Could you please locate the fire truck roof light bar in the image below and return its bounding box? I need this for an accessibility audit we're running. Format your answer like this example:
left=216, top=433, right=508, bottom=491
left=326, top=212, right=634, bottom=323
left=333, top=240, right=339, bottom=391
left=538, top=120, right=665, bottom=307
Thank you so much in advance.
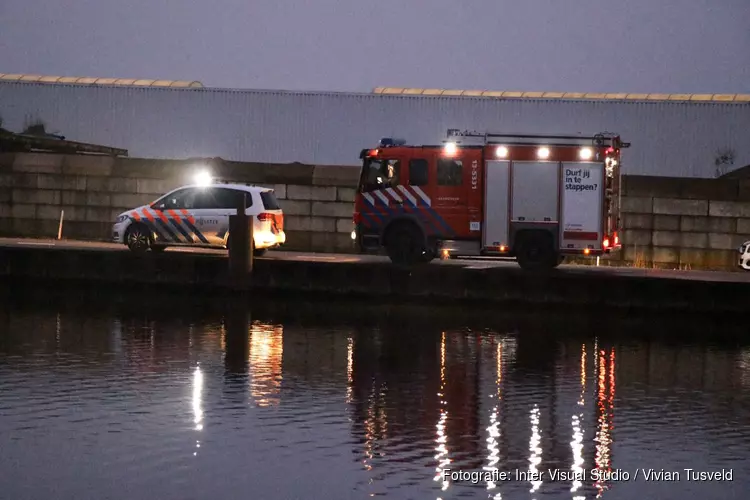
left=446, top=129, right=630, bottom=147
left=379, top=138, right=406, bottom=147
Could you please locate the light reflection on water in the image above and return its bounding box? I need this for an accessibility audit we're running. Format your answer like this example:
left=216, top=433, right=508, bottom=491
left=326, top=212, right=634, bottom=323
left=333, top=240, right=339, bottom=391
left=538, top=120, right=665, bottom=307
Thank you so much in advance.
left=0, top=296, right=749, bottom=500
left=248, top=322, right=283, bottom=408
left=529, top=405, right=543, bottom=495
left=434, top=331, right=450, bottom=494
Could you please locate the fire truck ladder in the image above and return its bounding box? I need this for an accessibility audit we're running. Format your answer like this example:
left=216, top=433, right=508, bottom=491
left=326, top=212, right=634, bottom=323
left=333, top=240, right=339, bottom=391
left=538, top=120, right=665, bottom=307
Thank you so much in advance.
left=446, top=129, right=630, bottom=148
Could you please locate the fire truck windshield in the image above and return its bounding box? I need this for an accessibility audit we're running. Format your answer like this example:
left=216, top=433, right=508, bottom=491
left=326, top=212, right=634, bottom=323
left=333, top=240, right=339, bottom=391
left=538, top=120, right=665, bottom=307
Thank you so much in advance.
left=359, top=157, right=401, bottom=192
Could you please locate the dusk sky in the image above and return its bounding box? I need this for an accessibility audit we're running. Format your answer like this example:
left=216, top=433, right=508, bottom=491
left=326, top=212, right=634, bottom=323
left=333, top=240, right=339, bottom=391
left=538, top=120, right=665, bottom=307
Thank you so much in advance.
left=2, top=0, right=749, bottom=94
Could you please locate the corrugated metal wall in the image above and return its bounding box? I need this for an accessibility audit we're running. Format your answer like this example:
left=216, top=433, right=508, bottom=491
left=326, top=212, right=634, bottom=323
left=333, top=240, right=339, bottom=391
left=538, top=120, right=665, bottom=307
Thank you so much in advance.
left=1, top=81, right=748, bottom=177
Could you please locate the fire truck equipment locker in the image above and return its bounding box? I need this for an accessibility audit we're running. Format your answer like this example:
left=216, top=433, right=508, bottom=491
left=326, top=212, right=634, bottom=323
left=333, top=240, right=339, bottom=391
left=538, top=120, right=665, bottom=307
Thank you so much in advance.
left=510, top=161, right=560, bottom=224
left=560, top=162, right=604, bottom=250
left=482, top=160, right=510, bottom=249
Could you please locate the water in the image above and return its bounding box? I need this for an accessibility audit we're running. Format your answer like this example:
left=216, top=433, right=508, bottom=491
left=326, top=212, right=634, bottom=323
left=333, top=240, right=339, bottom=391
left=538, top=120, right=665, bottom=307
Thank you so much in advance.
left=0, top=283, right=748, bottom=500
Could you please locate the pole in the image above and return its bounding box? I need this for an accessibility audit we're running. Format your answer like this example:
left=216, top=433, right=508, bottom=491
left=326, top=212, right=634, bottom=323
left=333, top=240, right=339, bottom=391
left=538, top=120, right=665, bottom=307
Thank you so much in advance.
left=57, top=210, right=64, bottom=240
left=228, top=192, right=253, bottom=281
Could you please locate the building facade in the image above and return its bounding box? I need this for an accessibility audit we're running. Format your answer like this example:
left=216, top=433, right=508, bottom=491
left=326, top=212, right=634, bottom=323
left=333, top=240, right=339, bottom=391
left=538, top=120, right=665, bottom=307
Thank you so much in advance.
left=1, top=77, right=749, bottom=177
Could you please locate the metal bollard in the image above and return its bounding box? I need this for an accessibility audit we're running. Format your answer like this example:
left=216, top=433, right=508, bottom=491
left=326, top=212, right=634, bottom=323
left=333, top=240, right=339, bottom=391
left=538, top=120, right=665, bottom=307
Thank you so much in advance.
left=228, top=192, right=253, bottom=277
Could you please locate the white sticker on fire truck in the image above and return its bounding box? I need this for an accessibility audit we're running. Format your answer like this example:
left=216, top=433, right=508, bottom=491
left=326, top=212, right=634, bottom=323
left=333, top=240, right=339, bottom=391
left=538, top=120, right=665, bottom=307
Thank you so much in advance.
left=470, top=221, right=480, bottom=231
left=562, top=164, right=602, bottom=235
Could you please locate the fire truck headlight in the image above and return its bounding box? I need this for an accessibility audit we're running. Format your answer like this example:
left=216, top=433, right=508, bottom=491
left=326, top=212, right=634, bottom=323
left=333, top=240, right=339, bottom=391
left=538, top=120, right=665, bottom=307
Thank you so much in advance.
left=537, top=147, right=550, bottom=159
left=495, top=146, right=509, bottom=158
left=579, top=147, right=593, bottom=160
left=444, top=142, right=458, bottom=155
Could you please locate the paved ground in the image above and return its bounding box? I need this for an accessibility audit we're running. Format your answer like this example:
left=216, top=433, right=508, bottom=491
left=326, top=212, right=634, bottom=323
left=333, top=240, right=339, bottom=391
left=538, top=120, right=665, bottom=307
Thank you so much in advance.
left=1, top=237, right=748, bottom=284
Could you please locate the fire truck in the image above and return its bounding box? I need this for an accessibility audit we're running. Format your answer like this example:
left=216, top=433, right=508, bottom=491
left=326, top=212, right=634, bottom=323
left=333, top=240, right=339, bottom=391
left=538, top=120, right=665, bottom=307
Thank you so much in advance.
left=353, top=129, right=629, bottom=270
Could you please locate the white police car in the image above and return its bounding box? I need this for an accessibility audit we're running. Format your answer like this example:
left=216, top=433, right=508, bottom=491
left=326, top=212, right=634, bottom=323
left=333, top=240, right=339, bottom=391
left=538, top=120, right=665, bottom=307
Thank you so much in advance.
left=739, top=240, right=750, bottom=270
left=112, top=181, right=285, bottom=255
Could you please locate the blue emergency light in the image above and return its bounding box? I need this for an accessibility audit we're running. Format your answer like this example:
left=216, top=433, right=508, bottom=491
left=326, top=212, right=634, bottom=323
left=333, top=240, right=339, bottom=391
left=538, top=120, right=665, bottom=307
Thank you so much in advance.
left=379, top=138, right=406, bottom=147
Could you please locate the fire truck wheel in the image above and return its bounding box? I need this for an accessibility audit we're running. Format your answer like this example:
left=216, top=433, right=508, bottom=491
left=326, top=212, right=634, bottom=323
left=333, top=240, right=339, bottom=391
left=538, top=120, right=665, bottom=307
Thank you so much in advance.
left=385, top=224, right=424, bottom=267
left=420, top=248, right=437, bottom=263
left=516, top=232, right=557, bottom=271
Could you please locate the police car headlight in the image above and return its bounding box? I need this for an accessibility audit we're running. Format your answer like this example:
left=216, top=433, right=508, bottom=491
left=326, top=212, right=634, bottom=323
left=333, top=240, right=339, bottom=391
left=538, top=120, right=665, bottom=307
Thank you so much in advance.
left=116, top=215, right=128, bottom=223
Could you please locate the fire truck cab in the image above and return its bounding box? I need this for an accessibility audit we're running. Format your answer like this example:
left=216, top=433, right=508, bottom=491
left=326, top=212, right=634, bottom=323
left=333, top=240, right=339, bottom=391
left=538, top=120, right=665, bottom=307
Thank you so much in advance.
left=353, top=130, right=628, bottom=270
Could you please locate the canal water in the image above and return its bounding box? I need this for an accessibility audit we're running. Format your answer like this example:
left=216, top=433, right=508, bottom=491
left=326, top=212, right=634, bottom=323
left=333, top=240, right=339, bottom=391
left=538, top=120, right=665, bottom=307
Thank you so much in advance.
left=0, top=282, right=748, bottom=500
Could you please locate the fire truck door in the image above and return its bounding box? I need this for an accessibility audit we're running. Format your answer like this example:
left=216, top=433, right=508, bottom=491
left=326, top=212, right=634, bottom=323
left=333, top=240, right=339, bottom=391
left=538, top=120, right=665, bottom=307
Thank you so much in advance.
left=433, top=151, right=476, bottom=238
left=358, top=155, right=403, bottom=230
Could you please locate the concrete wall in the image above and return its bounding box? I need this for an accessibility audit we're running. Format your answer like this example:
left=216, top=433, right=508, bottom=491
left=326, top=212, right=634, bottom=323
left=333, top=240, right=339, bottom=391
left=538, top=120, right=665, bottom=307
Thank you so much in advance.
left=614, top=176, right=750, bottom=270
left=2, top=152, right=750, bottom=270
left=0, top=152, right=360, bottom=253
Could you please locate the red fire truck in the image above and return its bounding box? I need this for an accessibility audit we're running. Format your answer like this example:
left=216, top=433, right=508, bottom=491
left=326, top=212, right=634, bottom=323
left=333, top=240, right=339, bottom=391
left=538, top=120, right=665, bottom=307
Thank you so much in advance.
left=353, top=129, right=629, bottom=270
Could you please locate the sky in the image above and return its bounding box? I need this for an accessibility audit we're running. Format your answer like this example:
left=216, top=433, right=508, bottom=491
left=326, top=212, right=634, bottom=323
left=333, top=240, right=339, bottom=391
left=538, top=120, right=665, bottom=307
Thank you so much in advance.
left=1, top=0, right=749, bottom=94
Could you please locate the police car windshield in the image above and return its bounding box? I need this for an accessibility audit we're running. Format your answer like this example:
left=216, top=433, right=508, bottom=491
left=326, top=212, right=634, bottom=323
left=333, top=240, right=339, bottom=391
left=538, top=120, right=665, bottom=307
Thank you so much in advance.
left=360, top=158, right=400, bottom=192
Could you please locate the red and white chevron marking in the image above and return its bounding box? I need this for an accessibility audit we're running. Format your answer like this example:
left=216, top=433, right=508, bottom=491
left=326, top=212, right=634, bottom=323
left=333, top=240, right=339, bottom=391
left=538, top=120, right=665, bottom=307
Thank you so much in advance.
left=361, top=185, right=431, bottom=207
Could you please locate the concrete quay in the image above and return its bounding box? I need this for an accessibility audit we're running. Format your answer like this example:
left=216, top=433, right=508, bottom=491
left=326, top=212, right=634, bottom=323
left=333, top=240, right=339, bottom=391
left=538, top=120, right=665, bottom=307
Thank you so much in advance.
left=0, top=241, right=747, bottom=314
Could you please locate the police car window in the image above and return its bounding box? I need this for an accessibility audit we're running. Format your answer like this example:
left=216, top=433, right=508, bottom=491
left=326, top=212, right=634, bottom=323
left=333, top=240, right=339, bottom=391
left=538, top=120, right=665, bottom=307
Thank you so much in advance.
left=260, top=191, right=280, bottom=210
left=437, top=159, right=463, bottom=186
left=362, top=158, right=400, bottom=192
left=212, top=188, right=251, bottom=209
left=157, top=189, right=193, bottom=209
left=409, top=159, right=429, bottom=186
left=192, top=188, right=221, bottom=209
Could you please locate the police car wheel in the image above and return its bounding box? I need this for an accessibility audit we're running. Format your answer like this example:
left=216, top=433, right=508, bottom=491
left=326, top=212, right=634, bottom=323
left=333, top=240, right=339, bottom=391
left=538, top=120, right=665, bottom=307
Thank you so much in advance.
left=226, top=234, right=258, bottom=254
left=125, top=224, right=152, bottom=254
